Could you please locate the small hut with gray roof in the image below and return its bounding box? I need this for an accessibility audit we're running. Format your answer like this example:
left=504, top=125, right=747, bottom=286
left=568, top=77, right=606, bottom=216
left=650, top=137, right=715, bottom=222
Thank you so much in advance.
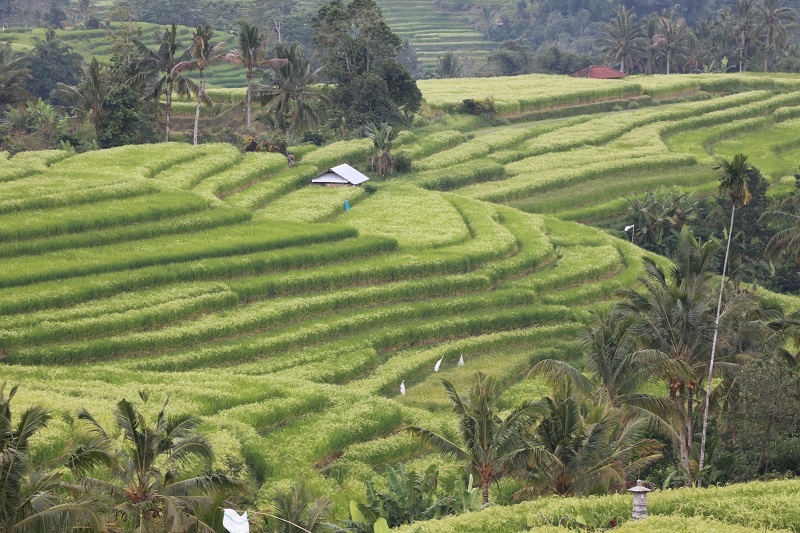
left=311, top=164, right=370, bottom=187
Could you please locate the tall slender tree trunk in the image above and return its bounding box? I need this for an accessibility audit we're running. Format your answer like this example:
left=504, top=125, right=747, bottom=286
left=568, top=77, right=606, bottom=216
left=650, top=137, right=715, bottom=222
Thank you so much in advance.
left=699, top=203, right=736, bottom=481
left=194, top=71, right=203, bottom=146
left=246, top=68, right=253, bottom=131
left=675, top=385, right=693, bottom=485
left=481, top=475, right=490, bottom=505
left=165, top=80, right=173, bottom=142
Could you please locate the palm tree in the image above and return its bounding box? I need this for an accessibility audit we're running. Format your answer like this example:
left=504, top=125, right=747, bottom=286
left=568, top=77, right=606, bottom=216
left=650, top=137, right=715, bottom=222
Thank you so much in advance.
left=266, top=482, right=331, bottom=533
left=518, top=382, right=663, bottom=497
left=761, top=208, right=800, bottom=264
left=534, top=309, right=690, bottom=415
left=0, top=43, right=31, bottom=107
left=407, top=373, right=546, bottom=504
left=699, top=154, right=754, bottom=475
left=226, top=22, right=289, bottom=131
left=435, top=52, right=463, bottom=79
left=51, top=56, right=108, bottom=136
left=132, top=24, right=198, bottom=142
left=642, top=15, right=660, bottom=75
left=755, top=0, right=795, bottom=71
left=0, top=383, right=105, bottom=533
left=77, top=393, right=245, bottom=532
left=364, top=122, right=399, bottom=179
left=171, top=25, right=226, bottom=146
left=653, top=7, right=689, bottom=74
left=596, top=5, right=645, bottom=74
left=722, top=0, right=758, bottom=71
left=257, top=43, right=328, bottom=138
left=616, top=229, right=719, bottom=484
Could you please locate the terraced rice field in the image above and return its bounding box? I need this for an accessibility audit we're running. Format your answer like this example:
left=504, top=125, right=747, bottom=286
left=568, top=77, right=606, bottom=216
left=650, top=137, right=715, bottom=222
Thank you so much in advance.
left=2, top=73, right=800, bottom=515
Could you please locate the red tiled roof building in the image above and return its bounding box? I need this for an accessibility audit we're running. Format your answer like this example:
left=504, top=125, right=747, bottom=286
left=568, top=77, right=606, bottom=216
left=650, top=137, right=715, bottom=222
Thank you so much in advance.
left=570, top=65, right=628, bottom=79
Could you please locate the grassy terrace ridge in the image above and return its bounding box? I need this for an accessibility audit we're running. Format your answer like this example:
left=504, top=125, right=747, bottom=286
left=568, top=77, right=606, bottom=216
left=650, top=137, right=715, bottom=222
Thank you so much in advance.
left=2, top=73, right=800, bottom=526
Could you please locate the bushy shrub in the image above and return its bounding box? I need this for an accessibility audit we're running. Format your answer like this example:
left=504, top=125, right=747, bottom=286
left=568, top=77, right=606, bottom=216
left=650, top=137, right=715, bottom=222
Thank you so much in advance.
left=393, top=152, right=412, bottom=174
left=458, top=97, right=496, bottom=119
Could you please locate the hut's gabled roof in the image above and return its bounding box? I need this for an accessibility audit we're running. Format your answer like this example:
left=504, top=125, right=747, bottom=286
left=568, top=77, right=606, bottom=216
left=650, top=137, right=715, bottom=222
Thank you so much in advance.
left=311, top=164, right=370, bottom=185
left=569, top=65, right=627, bottom=79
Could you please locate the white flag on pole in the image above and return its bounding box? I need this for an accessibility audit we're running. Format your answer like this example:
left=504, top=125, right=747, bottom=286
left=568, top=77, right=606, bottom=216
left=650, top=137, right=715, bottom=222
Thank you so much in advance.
left=223, top=509, right=250, bottom=533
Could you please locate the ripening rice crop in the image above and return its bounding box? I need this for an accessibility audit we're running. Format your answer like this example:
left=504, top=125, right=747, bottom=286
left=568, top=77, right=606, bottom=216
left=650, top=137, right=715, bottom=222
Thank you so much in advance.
left=343, top=184, right=470, bottom=248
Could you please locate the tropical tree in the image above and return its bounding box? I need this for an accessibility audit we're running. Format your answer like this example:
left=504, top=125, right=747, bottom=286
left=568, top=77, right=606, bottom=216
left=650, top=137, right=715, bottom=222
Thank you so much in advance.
left=226, top=22, right=289, bottom=131
left=132, top=23, right=197, bottom=142
left=721, top=0, right=758, bottom=71
left=533, top=309, right=690, bottom=415
left=699, top=154, right=754, bottom=475
left=596, top=5, right=645, bottom=74
left=265, top=482, right=331, bottom=533
left=0, top=383, right=106, bottom=533
left=616, top=229, right=719, bottom=484
left=470, top=4, right=500, bottom=40
left=407, top=373, right=546, bottom=504
left=171, top=25, right=226, bottom=145
left=77, top=393, right=246, bottom=532
left=435, top=52, right=463, bottom=79
left=257, top=43, right=328, bottom=138
left=364, top=122, right=399, bottom=179
left=0, top=43, right=31, bottom=107
left=517, top=381, right=664, bottom=497
left=653, top=6, right=689, bottom=74
left=761, top=208, right=800, bottom=264
left=51, top=56, right=109, bottom=136
left=754, top=0, right=796, bottom=71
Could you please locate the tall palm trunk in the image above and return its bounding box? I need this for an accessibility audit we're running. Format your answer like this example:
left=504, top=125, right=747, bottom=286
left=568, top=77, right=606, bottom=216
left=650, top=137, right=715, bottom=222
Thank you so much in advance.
left=246, top=67, right=253, bottom=130
left=165, top=79, right=173, bottom=142
left=698, top=202, right=736, bottom=481
left=194, top=70, right=203, bottom=146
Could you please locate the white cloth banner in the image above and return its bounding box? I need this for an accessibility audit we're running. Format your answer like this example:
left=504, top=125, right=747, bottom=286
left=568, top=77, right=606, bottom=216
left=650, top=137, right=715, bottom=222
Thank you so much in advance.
left=222, top=508, right=250, bottom=533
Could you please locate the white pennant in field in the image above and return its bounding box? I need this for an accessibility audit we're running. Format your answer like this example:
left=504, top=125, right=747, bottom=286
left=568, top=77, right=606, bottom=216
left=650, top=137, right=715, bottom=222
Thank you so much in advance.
left=222, top=509, right=249, bottom=533
left=400, top=380, right=406, bottom=395
left=458, top=354, right=465, bottom=366
left=434, top=356, right=444, bottom=372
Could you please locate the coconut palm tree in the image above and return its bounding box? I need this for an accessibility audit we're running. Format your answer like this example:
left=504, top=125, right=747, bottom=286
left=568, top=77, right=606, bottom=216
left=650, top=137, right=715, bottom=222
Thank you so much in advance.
left=0, top=44, right=31, bottom=107
left=761, top=208, right=800, bottom=264
left=407, top=373, right=546, bottom=504
left=531, top=309, right=689, bottom=433
left=721, top=0, right=758, bottom=71
left=226, top=22, right=289, bottom=131
left=51, top=56, right=108, bottom=136
left=616, top=229, right=719, bottom=484
left=171, top=25, right=226, bottom=145
left=653, top=6, right=689, bottom=74
left=77, top=393, right=246, bottom=532
left=596, top=5, right=645, bottom=74
left=0, top=383, right=106, bottom=533
left=517, top=382, right=663, bottom=497
left=257, top=43, right=328, bottom=138
left=266, top=482, right=331, bottom=533
left=699, top=154, right=754, bottom=475
left=755, top=0, right=796, bottom=71
left=132, top=24, right=198, bottom=142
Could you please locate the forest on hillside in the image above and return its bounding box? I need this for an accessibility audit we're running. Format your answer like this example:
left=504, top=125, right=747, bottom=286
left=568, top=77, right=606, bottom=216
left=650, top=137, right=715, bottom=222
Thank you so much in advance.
left=2, top=0, right=800, bottom=77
